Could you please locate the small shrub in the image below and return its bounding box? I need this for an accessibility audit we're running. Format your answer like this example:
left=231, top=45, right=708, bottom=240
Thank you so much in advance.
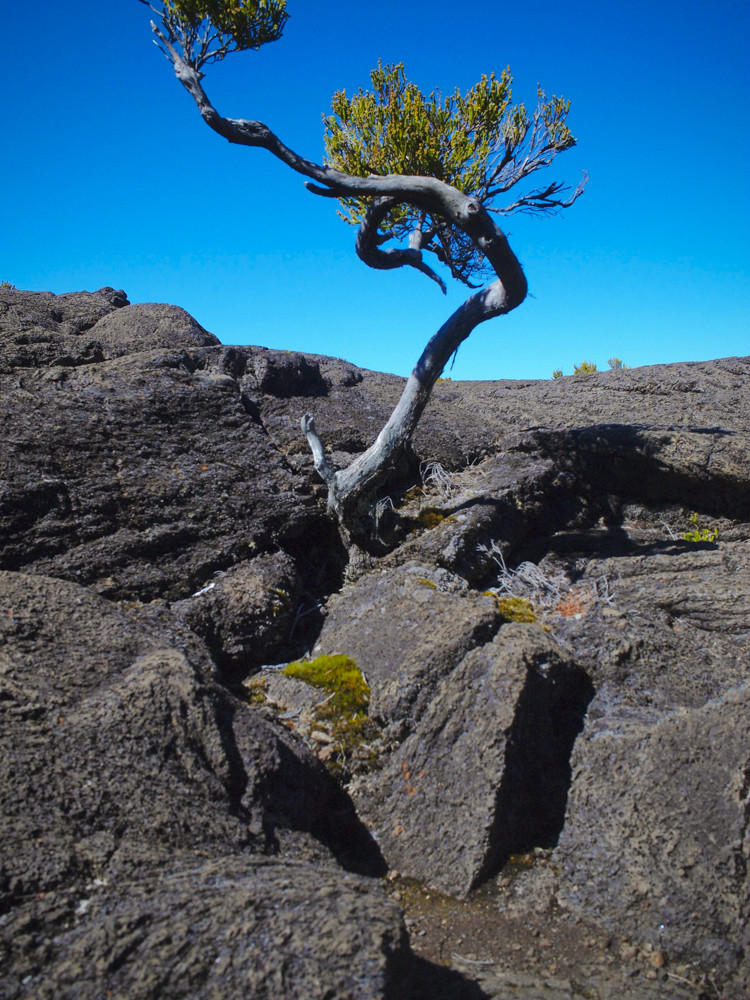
left=553, top=591, right=589, bottom=617
left=682, top=512, right=719, bottom=543
left=0, top=281, right=16, bottom=290
left=413, top=508, right=456, bottom=531
left=573, top=360, right=597, bottom=374
left=607, top=357, right=627, bottom=370
left=243, top=675, right=268, bottom=705
left=417, top=509, right=445, bottom=529
left=552, top=368, right=563, bottom=379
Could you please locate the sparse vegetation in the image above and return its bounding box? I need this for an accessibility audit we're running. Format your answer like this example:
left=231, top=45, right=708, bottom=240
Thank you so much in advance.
left=494, top=595, right=537, bottom=623
left=0, top=281, right=16, bottom=290
left=414, top=508, right=455, bottom=530
left=573, top=360, right=597, bottom=374
left=682, top=512, right=719, bottom=543
left=553, top=358, right=627, bottom=378
left=140, top=0, right=584, bottom=552
left=479, top=539, right=615, bottom=625
left=281, top=654, right=380, bottom=776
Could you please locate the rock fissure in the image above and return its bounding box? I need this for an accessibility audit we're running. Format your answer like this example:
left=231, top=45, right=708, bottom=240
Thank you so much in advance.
left=1, top=287, right=748, bottom=999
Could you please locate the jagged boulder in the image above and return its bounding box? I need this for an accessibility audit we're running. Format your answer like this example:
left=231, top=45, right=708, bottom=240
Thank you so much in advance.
left=313, top=562, right=502, bottom=732
left=0, top=285, right=129, bottom=372
left=352, top=624, right=592, bottom=897
left=556, top=681, right=750, bottom=986
left=0, top=572, right=380, bottom=888
left=525, top=535, right=750, bottom=988
left=2, top=287, right=749, bottom=998
left=4, top=855, right=411, bottom=1000
left=0, top=569, right=398, bottom=998
left=174, top=549, right=302, bottom=680
left=0, top=333, right=329, bottom=607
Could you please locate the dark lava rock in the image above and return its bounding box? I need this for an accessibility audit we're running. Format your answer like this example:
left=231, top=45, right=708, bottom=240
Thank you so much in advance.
left=1, top=287, right=749, bottom=998
left=556, top=679, right=750, bottom=985
left=85, top=301, right=221, bottom=358
left=0, top=286, right=129, bottom=373
left=174, top=549, right=302, bottom=680
left=353, top=624, right=593, bottom=898
left=0, top=342, right=328, bottom=605
left=313, top=562, right=502, bottom=732
left=524, top=534, right=750, bottom=987
left=0, top=572, right=380, bottom=896
left=3, top=855, right=410, bottom=1000
left=0, top=568, right=395, bottom=998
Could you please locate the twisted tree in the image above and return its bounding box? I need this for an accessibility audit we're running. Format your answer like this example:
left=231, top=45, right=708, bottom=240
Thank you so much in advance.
left=139, top=0, right=584, bottom=558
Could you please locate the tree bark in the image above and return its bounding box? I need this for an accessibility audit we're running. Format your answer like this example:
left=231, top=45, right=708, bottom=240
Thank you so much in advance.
left=155, top=27, right=529, bottom=546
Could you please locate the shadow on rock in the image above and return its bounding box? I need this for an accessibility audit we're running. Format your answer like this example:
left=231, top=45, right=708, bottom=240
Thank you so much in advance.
left=408, top=955, right=490, bottom=1000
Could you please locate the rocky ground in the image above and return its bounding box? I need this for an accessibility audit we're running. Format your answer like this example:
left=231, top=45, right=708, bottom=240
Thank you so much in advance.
left=1, top=286, right=748, bottom=999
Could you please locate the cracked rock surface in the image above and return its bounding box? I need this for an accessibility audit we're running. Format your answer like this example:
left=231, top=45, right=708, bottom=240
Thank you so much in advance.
left=1, top=286, right=748, bottom=999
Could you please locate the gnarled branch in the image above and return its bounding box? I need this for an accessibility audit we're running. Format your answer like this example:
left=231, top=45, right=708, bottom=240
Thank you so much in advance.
left=146, top=18, right=550, bottom=549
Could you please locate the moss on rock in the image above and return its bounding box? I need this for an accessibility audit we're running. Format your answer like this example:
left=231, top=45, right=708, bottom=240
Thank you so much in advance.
left=494, top=596, right=537, bottom=624
left=282, top=655, right=380, bottom=777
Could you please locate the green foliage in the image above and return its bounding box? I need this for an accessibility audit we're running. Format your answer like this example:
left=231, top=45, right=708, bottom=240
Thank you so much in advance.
left=554, top=359, right=627, bottom=378
left=282, top=654, right=378, bottom=777
left=573, top=360, right=597, bottom=374
left=324, top=61, right=578, bottom=285
left=493, top=596, right=537, bottom=623
left=283, top=654, right=369, bottom=717
left=682, top=512, right=719, bottom=543
left=0, top=281, right=16, bottom=290
left=326, top=62, right=514, bottom=194
left=413, top=508, right=456, bottom=531
left=145, top=0, right=287, bottom=65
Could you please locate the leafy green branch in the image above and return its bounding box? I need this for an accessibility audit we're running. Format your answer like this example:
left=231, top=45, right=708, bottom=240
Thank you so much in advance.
left=324, top=62, right=585, bottom=286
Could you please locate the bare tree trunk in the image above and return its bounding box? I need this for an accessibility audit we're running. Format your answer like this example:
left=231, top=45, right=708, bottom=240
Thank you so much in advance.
left=301, top=274, right=525, bottom=532
left=152, top=33, right=529, bottom=551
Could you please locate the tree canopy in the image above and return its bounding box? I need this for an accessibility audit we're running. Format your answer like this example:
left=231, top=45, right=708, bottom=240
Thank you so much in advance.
left=325, top=62, right=582, bottom=286
left=140, top=0, right=584, bottom=555
left=138, top=0, right=288, bottom=67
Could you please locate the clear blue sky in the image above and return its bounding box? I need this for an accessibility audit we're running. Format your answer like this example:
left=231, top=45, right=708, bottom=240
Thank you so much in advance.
left=3, top=1, right=748, bottom=379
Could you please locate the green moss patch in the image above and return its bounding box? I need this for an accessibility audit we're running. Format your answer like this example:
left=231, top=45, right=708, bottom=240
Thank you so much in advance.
left=283, top=654, right=369, bottom=714
left=413, top=508, right=457, bottom=531
left=282, top=655, right=380, bottom=777
left=494, top=596, right=537, bottom=624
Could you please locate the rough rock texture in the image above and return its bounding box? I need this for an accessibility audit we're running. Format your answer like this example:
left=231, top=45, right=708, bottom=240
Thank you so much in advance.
left=1, top=286, right=749, bottom=998
left=352, top=625, right=593, bottom=897
left=520, top=534, right=750, bottom=983
left=5, top=856, right=410, bottom=1000
left=0, top=569, right=400, bottom=998
left=557, top=681, right=750, bottom=981
left=0, top=571, right=382, bottom=886
left=174, top=549, right=302, bottom=680
left=314, top=562, right=502, bottom=731
left=84, top=301, right=221, bottom=357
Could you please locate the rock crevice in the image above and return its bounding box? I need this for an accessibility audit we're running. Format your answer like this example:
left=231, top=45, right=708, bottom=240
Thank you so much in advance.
left=1, top=286, right=748, bottom=998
